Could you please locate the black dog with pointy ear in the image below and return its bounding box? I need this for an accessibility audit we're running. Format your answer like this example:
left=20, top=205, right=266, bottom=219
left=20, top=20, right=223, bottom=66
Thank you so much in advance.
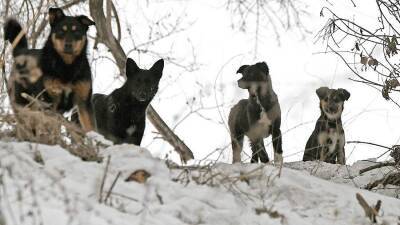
left=303, top=87, right=350, bottom=165
left=92, top=58, right=164, bottom=145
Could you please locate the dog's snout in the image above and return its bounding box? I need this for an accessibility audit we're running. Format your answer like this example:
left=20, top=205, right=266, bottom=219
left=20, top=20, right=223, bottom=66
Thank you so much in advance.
left=139, top=92, right=147, bottom=98
left=64, top=42, right=73, bottom=54
left=137, top=92, right=148, bottom=101
left=328, top=105, right=337, bottom=112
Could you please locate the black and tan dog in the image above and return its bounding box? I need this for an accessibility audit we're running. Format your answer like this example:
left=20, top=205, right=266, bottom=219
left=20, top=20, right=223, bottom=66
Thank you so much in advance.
left=303, top=87, right=350, bottom=165
left=228, top=62, right=283, bottom=163
left=92, top=58, right=164, bottom=145
left=4, top=8, right=96, bottom=132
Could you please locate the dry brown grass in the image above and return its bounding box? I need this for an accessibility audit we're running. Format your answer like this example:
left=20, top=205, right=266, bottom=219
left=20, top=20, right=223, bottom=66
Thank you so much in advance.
left=0, top=104, right=103, bottom=162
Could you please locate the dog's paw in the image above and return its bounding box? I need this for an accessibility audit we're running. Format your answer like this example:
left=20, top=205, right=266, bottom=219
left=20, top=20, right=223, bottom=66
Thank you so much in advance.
left=274, top=153, right=283, bottom=165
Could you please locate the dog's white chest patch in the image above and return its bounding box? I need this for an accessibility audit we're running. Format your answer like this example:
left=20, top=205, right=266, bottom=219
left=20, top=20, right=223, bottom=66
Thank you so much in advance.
left=318, top=129, right=342, bottom=153
left=247, top=102, right=272, bottom=140
left=258, top=111, right=271, bottom=129
left=126, top=125, right=136, bottom=136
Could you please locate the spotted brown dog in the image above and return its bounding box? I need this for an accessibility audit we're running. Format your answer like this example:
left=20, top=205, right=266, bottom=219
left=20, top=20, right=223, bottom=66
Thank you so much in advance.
left=303, top=87, right=350, bottom=165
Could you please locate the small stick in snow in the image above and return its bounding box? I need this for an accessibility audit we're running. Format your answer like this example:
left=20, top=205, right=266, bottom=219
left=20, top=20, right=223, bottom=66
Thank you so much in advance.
left=365, top=172, right=400, bottom=190
left=355, top=193, right=381, bottom=223
left=104, top=172, right=121, bottom=203
left=99, top=156, right=111, bottom=203
left=359, top=162, right=396, bottom=175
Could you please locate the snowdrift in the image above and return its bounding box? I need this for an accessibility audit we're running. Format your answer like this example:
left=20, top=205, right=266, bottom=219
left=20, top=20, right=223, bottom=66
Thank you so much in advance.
left=0, top=141, right=399, bottom=225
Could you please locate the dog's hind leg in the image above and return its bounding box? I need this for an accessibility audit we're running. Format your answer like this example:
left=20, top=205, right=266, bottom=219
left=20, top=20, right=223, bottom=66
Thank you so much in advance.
left=231, top=134, right=244, bottom=163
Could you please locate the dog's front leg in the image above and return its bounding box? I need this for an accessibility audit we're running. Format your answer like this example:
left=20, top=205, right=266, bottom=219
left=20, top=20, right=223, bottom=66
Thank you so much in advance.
left=72, top=81, right=96, bottom=132
left=337, top=135, right=346, bottom=165
left=337, top=148, right=346, bottom=165
left=125, top=119, right=145, bottom=146
left=250, top=139, right=269, bottom=163
left=271, top=119, right=283, bottom=164
left=44, top=78, right=63, bottom=111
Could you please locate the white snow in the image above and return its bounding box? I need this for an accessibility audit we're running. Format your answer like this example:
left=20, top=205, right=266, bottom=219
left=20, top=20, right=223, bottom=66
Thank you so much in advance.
left=0, top=141, right=398, bottom=225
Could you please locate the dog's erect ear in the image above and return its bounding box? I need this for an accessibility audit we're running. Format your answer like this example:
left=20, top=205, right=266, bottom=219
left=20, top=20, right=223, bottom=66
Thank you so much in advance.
left=150, top=59, right=164, bottom=78
left=77, top=16, right=95, bottom=28
left=337, top=88, right=350, bottom=101
left=316, top=87, right=329, bottom=100
left=257, top=62, right=269, bottom=75
left=49, top=8, right=65, bottom=27
left=126, top=58, right=140, bottom=78
left=236, top=65, right=249, bottom=74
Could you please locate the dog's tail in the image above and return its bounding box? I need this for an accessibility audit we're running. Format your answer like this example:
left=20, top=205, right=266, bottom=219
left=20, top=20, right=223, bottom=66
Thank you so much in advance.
left=4, top=19, right=28, bottom=56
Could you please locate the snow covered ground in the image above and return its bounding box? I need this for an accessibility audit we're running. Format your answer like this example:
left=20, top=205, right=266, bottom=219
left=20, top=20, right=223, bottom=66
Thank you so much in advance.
left=0, top=141, right=399, bottom=225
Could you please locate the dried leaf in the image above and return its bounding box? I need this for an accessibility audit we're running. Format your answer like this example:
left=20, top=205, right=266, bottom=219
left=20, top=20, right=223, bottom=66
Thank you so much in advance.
left=390, top=145, right=400, bottom=163
left=385, top=35, right=398, bottom=56
left=360, top=56, right=368, bottom=65
left=125, top=170, right=151, bottom=183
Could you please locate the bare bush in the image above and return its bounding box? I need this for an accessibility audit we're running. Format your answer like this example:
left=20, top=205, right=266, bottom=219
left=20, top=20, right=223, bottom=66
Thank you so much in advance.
left=318, top=0, right=400, bottom=195
left=317, top=1, right=400, bottom=105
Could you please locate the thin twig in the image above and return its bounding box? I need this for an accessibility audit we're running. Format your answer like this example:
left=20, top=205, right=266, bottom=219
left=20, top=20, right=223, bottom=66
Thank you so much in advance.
left=359, top=162, right=396, bottom=174
left=99, top=156, right=111, bottom=203
left=104, top=171, right=121, bottom=203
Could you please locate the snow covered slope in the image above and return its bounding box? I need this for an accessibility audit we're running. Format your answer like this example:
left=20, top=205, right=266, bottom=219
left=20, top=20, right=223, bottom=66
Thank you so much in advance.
left=0, top=141, right=398, bottom=225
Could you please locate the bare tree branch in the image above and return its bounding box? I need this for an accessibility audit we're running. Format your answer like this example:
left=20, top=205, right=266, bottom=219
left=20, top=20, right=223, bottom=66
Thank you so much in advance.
left=318, top=2, right=400, bottom=102
left=89, top=0, right=126, bottom=75
left=226, top=0, right=309, bottom=54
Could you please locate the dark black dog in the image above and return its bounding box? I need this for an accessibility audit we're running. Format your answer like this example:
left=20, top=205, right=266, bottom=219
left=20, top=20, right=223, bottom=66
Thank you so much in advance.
left=303, top=87, right=350, bottom=165
left=92, top=58, right=164, bottom=145
left=4, top=8, right=96, bottom=132
left=228, top=62, right=283, bottom=163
